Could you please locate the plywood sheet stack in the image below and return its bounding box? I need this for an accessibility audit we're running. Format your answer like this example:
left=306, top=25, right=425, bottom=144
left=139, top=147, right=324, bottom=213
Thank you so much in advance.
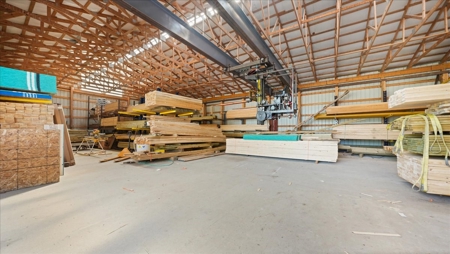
left=388, top=84, right=450, bottom=109
left=0, top=102, right=54, bottom=129
left=226, top=139, right=339, bottom=162
left=226, top=108, right=257, bottom=119
left=332, top=124, right=406, bottom=140
left=145, top=91, right=203, bottom=111
left=0, top=129, right=61, bottom=193
left=397, top=152, right=449, bottom=196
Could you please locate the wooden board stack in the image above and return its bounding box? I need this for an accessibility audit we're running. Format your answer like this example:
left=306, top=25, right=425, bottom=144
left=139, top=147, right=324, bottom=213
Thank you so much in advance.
left=103, top=101, right=128, bottom=112
left=226, top=138, right=339, bottom=162
left=397, top=152, right=449, bottom=196
left=132, top=116, right=226, bottom=161
left=0, top=102, right=54, bottom=129
left=68, top=129, right=88, bottom=143
left=148, top=115, right=224, bottom=137
left=115, top=120, right=147, bottom=130
left=332, top=124, right=406, bottom=140
left=402, top=134, right=450, bottom=156
left=388, top=84, right=450, bottom=109
left=226, top=108, right=257, bottom=119
left=221, top=124, right=269, bottom=132
left=0, top=129, right=61, bottom=193
left=326, top=102, right=425, bottom=115
left=425, top=100, right=450, bottom=115
left=100, top=116, right=134, bottom=127
left=389, top=115, right=450, bottom=132
left=145, top=91, right=203, bottom=111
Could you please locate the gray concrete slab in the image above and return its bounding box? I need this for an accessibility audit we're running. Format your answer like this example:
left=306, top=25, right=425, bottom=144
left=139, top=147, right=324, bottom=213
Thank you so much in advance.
left=1, top=153, right=449, bottom=253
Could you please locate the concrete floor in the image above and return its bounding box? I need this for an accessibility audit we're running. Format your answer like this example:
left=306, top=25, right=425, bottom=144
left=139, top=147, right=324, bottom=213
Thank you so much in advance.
left=1, top=152, right=449, bottom=253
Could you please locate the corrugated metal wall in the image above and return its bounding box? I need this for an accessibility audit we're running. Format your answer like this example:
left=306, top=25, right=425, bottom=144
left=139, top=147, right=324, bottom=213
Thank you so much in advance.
left=209, top=74, right=438, bottom=147
left=52, top=90, right=127, bottom=129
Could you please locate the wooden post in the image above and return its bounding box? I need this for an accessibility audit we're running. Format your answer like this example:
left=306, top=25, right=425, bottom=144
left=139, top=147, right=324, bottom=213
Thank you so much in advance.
left=381, top=80, right=387, bottom=102
left=202, top=103, right=207, bottom=116
left=334, top=86, right=339, bottom=106
left=242, top=100, right=246, bottom=125
left=297, top=92, right=302, bottom=130
left=440, top=73, right=449, bottom=84
left=221, top=100, right=224, bottom=125
left=69, top=87, right=74, bottom=129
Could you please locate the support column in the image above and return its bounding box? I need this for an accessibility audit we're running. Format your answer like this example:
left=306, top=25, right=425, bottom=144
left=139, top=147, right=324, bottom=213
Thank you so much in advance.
left=381, top=80, right=388, bottom=146
left=221, top=100, right=224, bottom=125
left=297, top=92, right=302, bottom=130
left=69, top=87, right=74, bottom=129
left=241, top=100, right=246, bottom=125
left=269, top=118, right=278, bottom=131
left=334, top=86, right=339, bottom=106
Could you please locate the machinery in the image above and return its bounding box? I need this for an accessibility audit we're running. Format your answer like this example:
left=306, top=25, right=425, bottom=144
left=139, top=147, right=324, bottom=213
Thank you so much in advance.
left=226, top=58, right=297, bottom=125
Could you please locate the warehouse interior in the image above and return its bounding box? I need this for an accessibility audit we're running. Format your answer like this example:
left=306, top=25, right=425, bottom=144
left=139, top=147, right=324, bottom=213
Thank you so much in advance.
left=0, top=0, right=449, bottom=253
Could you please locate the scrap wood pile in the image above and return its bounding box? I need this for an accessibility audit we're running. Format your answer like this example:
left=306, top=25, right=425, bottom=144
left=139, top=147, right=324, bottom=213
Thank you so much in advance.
left=131, top=115, right=226, bottom=161
left=388, top=84, right=450, bottom=196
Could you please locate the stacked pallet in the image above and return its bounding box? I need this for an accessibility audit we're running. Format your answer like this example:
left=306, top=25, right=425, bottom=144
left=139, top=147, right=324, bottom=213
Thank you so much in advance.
left=145, top=91, right=203, bottom=111
left=332, top=124, right=405, bottom=140
left=226, top=138, right=339, bottom=162
left=0, top=102, right=54, bottom=129
left=425, top=100, right=450, bottom=115
left=388, top=84, right=450, bottom=109
left=0, top=129, right=61, bottom=193
left=389, top=115, right=450, bottom=132
left=402, top=134, right=450, bottom=156
left=397, top=152, right=449, bottom=196
left=226, top=108, right=257, bottom=119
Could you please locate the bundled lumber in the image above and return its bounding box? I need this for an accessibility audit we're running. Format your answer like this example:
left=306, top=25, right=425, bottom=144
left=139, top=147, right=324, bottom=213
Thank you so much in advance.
left=425, top=100, right=450, bottom=115
left=145, top=91, right=203, bottom=111
left=149, top=120, right=224, bottom=137
left=0, top=102, right=54, bottom=129
left=226, top=108, right=257, bottom=119
left=188, top=115, right=217, bottom=122
left=402, top=134, right=450, bottom=156
left=147, top=115, right=190, bottom=123
left=103, top=101, right=128, bottom=112
left=389, top=115, right=450, bottom=132
left=115, top=120, right=147, bottom=130
left=100, top=116, right=134, bottom=126
left=332, top=124, right=406, bottom=140
left=135, top=135, right=226, bottom=145
left=132, top=145, right=225, bottom=161
left=397, top=152, right=450, bottom=196
left=326, top=102, right=425, bottom=115
left=0, top=128, right=61, bottom=193
left=388, top=84, right=450, bottom=109
left=226, top=139, right=339, bottom=162
left=221, top=124, right=269, bottom=132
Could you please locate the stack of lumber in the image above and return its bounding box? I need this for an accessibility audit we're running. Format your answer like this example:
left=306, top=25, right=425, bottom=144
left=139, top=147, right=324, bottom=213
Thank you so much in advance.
left=0, top=128, right=61, bottom=193
left=425, top=100, right=450, bottom=115
left=388, top=84, right=450, bottom=109
left=389, top=115, right=450, bottom=132
left=135, top=135, right=226, bottom=145
left=148, top=116, right=224, bottom=137
left=115, top=120, right=147, bottom=130
left=397, top=152, right=449, bottom=196
left=103, top=101, right=128, bottom=112
left=68, top=129, right=88, bottom=143
left=0, top=102, right=54, bottom=129
left=326, top=102, right=425, bottom=115
left=145, top=91, right=203, bottom=111
left=221, top=124, right=269, bottom=132
left=332, top=124, right=406, bottom=140
left=402, top=134, right=450, bottom=156
left=226, top=138, right=339, bottom=162
left=100, top=116, right=134, bottom=127
left=226, top=108, right=257, bottom=119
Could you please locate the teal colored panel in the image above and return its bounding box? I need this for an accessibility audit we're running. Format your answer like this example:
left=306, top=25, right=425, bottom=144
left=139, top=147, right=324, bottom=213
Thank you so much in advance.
left=243, top=134, right=300, bottom=141
left=0, top=67, right=57, bottom=94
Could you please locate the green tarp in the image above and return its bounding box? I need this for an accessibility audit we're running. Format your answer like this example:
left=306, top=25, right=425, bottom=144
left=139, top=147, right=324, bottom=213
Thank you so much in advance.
left=243, top=134, right=300, bottom=141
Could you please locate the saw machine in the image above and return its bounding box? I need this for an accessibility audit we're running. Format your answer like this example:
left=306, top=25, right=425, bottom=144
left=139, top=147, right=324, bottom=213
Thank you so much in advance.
left=226, top=58, right=297, bottom=125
